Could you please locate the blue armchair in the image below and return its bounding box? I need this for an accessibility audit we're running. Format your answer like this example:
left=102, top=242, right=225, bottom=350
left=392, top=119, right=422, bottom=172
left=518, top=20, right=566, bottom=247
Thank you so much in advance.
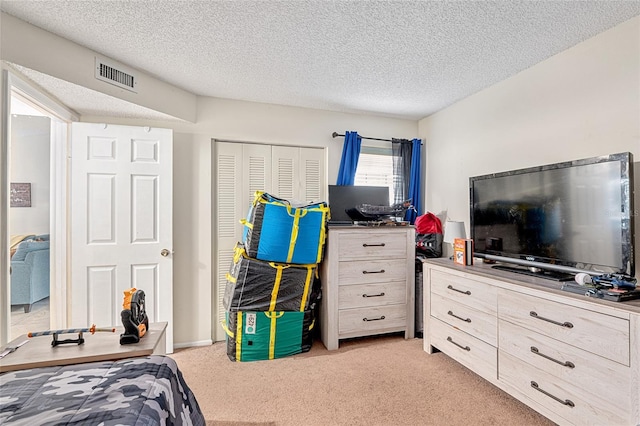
left=11, top=235, right=50, bottom=313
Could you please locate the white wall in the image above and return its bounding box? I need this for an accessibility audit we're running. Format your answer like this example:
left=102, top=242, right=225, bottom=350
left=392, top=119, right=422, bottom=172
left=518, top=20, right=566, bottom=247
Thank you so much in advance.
left=9, top=115, right=50, bottom=235
left=419, top=16, right=640, bottom=270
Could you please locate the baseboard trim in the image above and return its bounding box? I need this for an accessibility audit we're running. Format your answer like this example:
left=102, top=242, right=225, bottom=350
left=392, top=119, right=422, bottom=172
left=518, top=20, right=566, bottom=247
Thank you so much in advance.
left=174, top=339, right=213, bottom=349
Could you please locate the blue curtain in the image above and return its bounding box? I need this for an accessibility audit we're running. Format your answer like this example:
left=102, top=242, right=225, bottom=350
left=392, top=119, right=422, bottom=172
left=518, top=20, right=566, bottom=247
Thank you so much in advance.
left=405, top=138, right=422, bottom=223
left=336, top=131, right=361, bottom=185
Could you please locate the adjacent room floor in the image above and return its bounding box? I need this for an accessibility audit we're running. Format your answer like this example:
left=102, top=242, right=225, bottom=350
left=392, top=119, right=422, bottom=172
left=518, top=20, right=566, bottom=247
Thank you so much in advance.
left=11, top=298, right=49, bottom=339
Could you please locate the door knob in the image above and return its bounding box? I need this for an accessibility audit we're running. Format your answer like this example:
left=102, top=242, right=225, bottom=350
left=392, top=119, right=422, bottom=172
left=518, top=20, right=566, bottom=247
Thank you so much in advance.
left=161, top=249, right=171, bottom=257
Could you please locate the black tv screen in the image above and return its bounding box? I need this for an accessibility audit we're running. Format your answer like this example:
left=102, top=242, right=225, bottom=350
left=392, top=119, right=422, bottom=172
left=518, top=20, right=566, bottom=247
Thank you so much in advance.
left=470, top=152, right=634, bottom=277
left=328, top=185, right=390, bottom=222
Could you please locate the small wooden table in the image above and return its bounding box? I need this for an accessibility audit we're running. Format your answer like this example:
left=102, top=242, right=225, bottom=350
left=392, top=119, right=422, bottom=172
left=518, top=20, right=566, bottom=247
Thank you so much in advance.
left=0, top=322, right=167, bottom=373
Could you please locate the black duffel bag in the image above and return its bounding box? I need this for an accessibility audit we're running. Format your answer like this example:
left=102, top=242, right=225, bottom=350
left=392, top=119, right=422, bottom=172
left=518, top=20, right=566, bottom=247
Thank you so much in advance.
left=415, top=212, right=443, bottom=258
left=416, top=233, right=443, bottom=258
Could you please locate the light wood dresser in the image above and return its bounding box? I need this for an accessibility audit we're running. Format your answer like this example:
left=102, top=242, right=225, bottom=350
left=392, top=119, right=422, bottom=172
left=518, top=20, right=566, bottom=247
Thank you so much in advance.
left=423, top=258, right=640, bottom=426
left=320, top=225, right=415, bottom=350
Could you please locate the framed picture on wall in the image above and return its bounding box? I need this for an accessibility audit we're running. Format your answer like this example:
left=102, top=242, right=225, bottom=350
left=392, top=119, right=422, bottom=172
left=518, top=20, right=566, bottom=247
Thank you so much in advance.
left=10, top=182, right=31, bottom=207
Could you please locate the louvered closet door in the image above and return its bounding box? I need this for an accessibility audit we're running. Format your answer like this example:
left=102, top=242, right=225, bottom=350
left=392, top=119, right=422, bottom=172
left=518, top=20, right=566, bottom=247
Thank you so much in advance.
left=214, top=142, right=271, bottom=341
left=298, top=147, right=325, bottom=203
left=243, top=144, right=272, bottom=211
left=272, top=146, right=325, bottom=203
left=214, top=142, right=325, bottom=341
left=272, top=146, right=297, bottom=200
left=215, top=141, right=242, bottom=343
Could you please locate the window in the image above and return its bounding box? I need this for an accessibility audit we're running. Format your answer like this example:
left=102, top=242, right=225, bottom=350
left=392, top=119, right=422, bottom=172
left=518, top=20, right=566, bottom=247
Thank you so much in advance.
left=354, top=145, right=394, bottom=204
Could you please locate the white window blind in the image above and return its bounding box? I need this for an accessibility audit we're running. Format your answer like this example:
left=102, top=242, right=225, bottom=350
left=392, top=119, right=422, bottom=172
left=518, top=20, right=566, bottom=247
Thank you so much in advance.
left=354, top=147, right=394, bottom=204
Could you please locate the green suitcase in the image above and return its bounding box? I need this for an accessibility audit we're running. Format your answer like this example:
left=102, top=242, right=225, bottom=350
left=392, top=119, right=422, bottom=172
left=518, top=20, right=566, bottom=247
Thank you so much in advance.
left=223, top=310, right=314, bottom=362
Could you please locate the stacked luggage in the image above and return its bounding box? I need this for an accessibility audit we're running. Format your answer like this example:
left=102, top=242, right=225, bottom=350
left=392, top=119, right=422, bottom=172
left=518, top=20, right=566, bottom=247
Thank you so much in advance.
left=222, top=191, right=329, bottom=362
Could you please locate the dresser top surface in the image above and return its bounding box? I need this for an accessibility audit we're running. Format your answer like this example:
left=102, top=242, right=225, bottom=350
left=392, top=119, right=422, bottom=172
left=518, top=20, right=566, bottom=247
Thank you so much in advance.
left=423, top=257, right=640, bottom=315
left=327, top=224, right=415, bottom=231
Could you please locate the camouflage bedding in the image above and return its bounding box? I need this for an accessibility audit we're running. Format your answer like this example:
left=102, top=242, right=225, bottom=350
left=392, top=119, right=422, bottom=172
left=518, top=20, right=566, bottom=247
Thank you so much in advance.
left=0, top=355, right=205, bottom=426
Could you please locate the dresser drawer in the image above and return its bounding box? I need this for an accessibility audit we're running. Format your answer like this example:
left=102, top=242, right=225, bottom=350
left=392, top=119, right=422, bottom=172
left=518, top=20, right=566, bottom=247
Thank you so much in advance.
left=498, top=290, right=630, bottom=365
left=430, top=317, right=497, bottom=383
left=336, top=231, right=408, bottom=260
left=499, top=319, right=630, bottom=404
left=430, top=292, right=497, bottom=346
left=499, top=351, right=631, bottom=426
left=339, top=282, right=406, bottom=309
left=338, top=259, right=407, bottom=285
left=338, top=304, right=406, bottom=336
left=430, top=270, right=497, bottom=315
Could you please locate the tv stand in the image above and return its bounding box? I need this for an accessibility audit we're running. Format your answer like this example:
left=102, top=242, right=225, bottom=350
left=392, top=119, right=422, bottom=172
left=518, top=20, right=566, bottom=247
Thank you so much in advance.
left=422, top=258, right=640, bottom=426
left=491, top=264, right=574, bottom=282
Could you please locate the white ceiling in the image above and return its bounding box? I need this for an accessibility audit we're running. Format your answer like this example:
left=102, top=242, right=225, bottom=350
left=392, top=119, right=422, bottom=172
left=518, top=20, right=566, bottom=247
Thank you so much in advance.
left=2, top=1, right=639, bottom=121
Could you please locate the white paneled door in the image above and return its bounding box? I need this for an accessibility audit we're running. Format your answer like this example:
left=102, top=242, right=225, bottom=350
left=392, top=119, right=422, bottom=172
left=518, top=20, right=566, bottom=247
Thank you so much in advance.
left=70, top=123, right=173, bottom=352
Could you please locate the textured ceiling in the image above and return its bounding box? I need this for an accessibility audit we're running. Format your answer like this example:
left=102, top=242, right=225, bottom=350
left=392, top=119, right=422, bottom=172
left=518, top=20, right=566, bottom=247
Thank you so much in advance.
left=2, top=1, right=640, bottom=121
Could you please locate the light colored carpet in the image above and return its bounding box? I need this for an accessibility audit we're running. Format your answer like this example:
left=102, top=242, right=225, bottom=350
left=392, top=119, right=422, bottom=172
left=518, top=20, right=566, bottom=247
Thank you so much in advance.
left=172, top=334, right=554, bottom=426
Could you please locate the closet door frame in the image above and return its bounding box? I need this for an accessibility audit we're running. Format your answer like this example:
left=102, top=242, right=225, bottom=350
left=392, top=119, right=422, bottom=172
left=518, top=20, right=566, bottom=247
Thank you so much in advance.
left=213, top=140, right=326, bottom=342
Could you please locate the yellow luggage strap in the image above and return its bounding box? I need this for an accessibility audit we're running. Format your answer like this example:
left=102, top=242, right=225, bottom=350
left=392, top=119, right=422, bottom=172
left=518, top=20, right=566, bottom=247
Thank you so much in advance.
left=299, top=266, right=314, bottom=312
left=225, top=245, right=245, bottom=285
left=284, top=204, right=329, bottom=263
left=268, top=263, right=288, bottom=311
left=221, top=319, right=234, bottom=338
left=251, top=191, right=267, bottom=207
left=285, top=208, right=302, bottom=263
left=264, top=312, right=284, bottom=360
left=235, top=312, right=243, bottom=362
left=239, top=218, right=253, bottom=229
left=253, top=191, right=329, bottom=215
left=233, top=244, right=245, bottom=263
left=315, top=208, right=329, bottom=263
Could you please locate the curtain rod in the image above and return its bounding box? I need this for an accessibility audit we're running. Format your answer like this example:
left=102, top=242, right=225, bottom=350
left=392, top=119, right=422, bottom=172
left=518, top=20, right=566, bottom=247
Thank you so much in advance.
left=332, top=132, right=422, bottom=145
left=332, top=132, right=391, bottom=142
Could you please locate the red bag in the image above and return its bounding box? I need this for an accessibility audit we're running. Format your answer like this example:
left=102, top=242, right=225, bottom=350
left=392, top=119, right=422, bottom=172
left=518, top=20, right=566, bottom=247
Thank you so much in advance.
left=415, top=213, right=442, bottom=235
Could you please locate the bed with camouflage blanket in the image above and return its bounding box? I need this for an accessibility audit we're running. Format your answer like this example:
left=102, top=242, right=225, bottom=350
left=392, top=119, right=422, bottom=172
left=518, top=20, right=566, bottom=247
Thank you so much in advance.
left=0, top=355, right=205, bottom=425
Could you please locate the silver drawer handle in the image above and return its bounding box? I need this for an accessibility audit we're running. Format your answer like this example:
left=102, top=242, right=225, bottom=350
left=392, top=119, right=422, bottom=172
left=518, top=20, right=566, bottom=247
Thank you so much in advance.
left=530, top=346, right=575, bottom=369
left=363, top=243, right=385, bottom=247
left=446, top=336, right=470, bottom=351
left=447, top=310, right=471, bottom=323
left=363, top=270, right=385, bottom=274
left=530, top=311, right=574, bottom=328
left=530, top=381, right=575, bottom=407
left=362, top=292, right=385, bottom=298
left=363, top=316, right=385, bottom=322
left=447, top=285, right=471, bottom=295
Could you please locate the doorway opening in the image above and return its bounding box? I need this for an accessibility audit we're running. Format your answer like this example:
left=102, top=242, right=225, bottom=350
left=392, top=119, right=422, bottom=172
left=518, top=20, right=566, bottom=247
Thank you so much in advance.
left=9, top=94, right=51, bottom=339
left=2, top=68, right=76, bottom=345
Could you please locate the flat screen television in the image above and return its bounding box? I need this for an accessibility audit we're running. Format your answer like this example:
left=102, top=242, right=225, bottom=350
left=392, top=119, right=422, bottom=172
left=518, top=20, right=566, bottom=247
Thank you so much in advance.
left=328, top=185, right=390, bottom=223
left=470, top=152, right=634, bottom=280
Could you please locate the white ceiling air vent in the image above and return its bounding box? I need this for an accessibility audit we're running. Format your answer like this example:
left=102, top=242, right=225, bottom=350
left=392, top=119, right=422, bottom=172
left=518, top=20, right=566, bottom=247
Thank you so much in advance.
left=95, top=57, right=138, bottom=93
